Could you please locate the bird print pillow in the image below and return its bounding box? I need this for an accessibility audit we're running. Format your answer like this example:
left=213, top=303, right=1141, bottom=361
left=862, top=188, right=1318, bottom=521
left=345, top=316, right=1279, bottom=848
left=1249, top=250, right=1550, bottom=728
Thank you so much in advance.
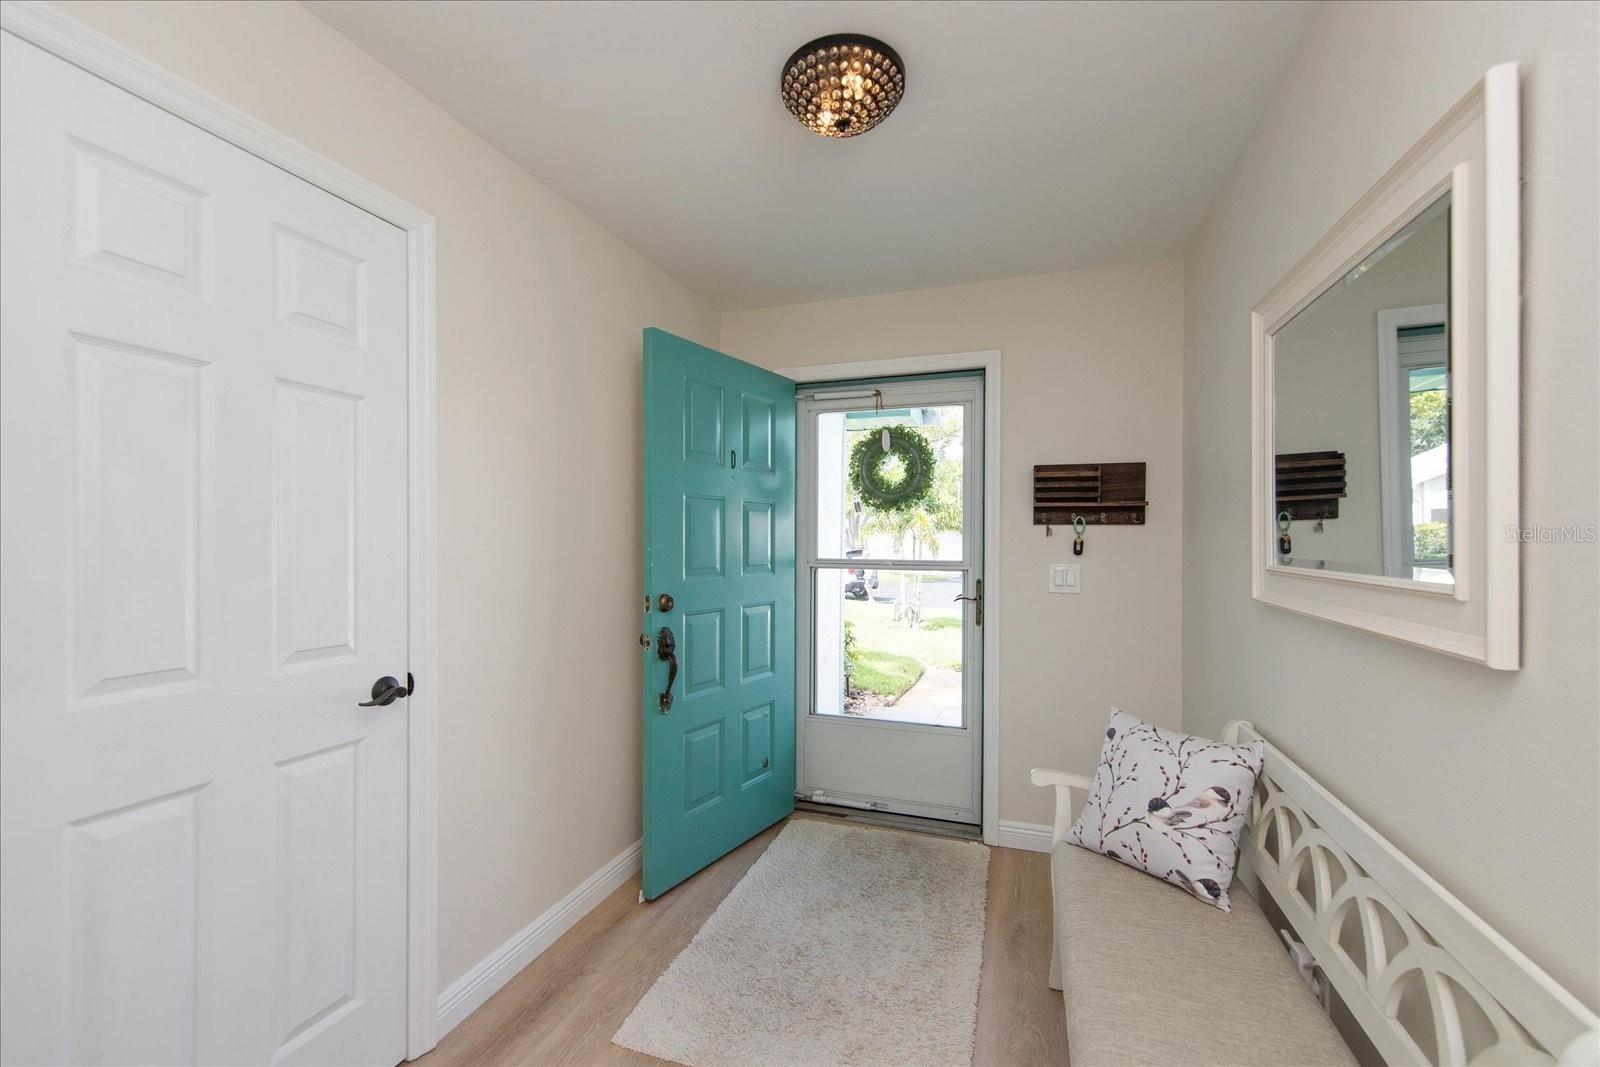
left=1068, top=709, right=1264, bottom=911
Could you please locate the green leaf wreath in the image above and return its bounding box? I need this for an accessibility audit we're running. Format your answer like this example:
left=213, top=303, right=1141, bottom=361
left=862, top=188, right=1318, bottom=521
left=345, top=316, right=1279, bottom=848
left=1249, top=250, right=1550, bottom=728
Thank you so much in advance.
left=849, top=424, right=936, bottom=513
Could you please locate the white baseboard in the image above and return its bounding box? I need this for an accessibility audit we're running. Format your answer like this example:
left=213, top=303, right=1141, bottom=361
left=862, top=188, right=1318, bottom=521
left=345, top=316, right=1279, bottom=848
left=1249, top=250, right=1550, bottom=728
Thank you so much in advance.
left=993, top=820, right=1053, bottom=853
left=435, top=839, right=643, bottom=1038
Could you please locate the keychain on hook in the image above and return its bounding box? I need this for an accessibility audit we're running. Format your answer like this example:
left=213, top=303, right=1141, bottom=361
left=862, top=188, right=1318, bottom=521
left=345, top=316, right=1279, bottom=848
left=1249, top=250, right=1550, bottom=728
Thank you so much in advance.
left=1072, top=515, right=1087, bottom=556
left=1277, top=510, right=1293, bottom=557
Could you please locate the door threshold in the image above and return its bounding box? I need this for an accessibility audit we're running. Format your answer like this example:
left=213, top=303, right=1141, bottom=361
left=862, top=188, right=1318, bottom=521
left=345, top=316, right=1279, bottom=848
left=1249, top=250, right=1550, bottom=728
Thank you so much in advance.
left=794, top=801, right=983, bottom=842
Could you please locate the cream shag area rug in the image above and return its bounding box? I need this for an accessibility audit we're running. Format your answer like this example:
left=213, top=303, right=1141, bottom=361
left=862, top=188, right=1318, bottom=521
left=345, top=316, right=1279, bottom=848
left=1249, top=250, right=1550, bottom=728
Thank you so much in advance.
left=613, top=818, right=990, bottom=1067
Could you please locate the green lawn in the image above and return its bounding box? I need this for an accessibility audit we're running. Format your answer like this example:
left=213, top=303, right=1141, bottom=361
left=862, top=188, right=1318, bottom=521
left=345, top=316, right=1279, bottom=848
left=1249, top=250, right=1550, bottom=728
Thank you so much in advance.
left=847, top=648, right=923, bottom=700
left=843, top=599, right=963, bottom=670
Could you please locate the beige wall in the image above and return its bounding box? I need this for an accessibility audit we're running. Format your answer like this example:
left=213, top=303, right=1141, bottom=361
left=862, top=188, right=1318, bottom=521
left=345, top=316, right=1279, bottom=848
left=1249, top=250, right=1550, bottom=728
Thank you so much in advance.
left=49, top=0, right=721, bottom=987
left=1183, top=0, right=1600, bottom=1007
left=723, top=260, right=1185, bottom=828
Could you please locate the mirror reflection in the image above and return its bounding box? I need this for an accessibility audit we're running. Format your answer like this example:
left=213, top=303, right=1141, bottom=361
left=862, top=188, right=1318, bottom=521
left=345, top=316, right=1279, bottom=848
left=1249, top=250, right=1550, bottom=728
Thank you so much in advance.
left=1271, top=192, right=1451, bottom=584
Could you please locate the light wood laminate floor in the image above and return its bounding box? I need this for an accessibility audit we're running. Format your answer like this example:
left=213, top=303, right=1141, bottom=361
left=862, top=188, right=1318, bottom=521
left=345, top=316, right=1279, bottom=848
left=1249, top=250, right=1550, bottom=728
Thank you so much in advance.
left=419, top=815, right=1069, bottom=1066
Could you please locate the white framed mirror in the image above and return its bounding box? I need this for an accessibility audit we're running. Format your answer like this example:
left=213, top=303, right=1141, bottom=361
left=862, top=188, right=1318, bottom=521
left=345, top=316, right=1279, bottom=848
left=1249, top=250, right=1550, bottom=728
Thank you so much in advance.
left=1251, top=64, right=1520, bottom=669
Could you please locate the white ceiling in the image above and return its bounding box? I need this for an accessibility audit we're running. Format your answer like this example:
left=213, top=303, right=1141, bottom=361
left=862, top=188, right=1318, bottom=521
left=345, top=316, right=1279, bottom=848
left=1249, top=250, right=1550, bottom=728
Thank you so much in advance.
left=306, top=1, right=1319, bottom=310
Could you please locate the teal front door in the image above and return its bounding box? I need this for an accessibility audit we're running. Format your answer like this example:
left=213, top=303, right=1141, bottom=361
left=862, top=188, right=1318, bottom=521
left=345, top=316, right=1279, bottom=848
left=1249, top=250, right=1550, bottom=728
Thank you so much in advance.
left=641, top=328, right=796, bottom=899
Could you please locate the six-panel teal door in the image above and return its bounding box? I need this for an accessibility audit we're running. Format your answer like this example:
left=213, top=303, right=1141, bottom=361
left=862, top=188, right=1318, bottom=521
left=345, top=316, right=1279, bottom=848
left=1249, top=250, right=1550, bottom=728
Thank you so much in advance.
left=641, top=328, right=796, bottom=899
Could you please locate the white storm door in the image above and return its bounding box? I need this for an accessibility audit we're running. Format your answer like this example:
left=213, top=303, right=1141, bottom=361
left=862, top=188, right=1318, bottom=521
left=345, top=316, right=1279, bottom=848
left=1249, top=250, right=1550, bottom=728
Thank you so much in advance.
left=797, top=377, right=984, bottom=824
left=1, top=32, right=409, bottom=1067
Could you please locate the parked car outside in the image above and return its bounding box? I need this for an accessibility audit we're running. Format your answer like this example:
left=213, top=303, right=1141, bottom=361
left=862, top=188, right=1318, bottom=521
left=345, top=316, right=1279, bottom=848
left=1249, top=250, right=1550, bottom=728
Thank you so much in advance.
left=844, top=549, right=879, bottom=600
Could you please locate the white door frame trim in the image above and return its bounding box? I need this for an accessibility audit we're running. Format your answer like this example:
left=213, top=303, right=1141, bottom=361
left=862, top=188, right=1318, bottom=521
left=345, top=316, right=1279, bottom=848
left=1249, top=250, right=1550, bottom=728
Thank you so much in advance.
left=0, top=2, right=442, bottom=1056
left=778, top=350, right=1003, bottom=847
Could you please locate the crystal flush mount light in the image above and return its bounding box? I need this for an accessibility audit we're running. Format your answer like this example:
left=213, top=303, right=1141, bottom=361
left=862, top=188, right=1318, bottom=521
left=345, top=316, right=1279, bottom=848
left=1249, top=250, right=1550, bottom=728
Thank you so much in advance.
left=781, top=34, right=905, bottom=138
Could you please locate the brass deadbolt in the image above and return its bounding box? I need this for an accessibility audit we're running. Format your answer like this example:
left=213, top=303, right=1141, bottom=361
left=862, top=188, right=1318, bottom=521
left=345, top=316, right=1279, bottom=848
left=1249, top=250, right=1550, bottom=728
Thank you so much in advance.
left=657, top=593, right=675, bottom=613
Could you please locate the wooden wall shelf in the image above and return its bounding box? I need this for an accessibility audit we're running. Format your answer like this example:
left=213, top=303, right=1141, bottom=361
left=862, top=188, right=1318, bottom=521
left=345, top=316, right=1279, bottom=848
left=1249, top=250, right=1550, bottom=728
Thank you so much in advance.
left=1275, top=451, right=1347, bottom=520
left=1033, top=462, right=1147, bottom=526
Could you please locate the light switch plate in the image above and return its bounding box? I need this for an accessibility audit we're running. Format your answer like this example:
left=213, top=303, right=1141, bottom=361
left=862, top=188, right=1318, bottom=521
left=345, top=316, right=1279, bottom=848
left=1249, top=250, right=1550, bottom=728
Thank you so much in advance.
left=1049, top=563, right=1081, bottom=594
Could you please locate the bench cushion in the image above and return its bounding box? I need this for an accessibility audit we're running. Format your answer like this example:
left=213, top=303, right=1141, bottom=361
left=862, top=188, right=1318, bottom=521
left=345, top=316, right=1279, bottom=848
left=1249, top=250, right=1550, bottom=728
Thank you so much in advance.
left=1053, top=842, right=1356, bottom=1067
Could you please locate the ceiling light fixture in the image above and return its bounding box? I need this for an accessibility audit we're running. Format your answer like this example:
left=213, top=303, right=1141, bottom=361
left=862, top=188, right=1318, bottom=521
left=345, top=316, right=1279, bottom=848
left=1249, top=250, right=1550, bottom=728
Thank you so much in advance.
left=781, top=34, right=905, bottom=138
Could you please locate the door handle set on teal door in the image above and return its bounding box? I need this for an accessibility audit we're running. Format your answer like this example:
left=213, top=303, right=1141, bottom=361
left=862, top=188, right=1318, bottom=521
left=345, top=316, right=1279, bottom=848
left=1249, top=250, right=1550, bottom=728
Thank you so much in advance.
left=655, top=627, right=677, bottom=712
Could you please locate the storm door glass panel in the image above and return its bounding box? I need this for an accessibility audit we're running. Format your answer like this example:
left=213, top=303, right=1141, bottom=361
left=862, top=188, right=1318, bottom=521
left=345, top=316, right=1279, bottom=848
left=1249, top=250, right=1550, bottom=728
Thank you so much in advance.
left=813, top=568, right=965, bottom=726
left=815, top=405, right=965, bottom=563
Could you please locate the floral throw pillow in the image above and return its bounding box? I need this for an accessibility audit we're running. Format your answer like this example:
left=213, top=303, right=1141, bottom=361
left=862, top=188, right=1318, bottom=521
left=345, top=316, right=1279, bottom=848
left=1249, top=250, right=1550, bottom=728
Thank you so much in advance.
left=1068, top=709, right=1264, bottom=911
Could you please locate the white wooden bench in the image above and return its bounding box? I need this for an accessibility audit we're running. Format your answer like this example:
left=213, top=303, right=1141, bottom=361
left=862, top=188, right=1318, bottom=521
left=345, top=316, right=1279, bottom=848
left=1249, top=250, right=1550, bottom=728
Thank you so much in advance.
left=1032, top=720, right=1599, bottom=1066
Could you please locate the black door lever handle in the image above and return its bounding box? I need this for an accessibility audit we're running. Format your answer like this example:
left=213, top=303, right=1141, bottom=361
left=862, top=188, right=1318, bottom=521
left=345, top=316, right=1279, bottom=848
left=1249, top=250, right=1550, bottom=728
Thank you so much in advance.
left=359, top=674, right=413, bottom=707
left=656, top=627, right=678, bottom=712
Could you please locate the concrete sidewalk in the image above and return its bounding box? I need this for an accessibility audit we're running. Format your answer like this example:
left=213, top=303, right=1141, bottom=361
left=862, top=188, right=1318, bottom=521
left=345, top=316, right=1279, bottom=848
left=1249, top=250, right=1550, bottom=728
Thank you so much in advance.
left=858, top=666, right=963, bottom=727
